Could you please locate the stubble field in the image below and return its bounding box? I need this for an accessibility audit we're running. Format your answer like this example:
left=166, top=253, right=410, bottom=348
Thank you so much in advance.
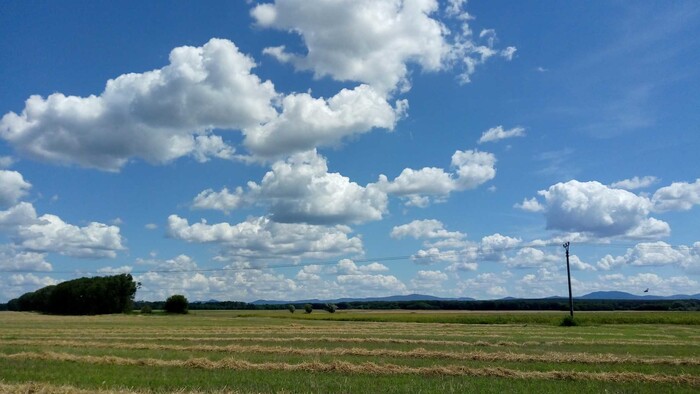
left=0, top=310, right=698, bottom=393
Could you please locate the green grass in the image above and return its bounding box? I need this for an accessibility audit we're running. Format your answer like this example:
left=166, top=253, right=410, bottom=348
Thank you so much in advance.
left=0, top=310, right=699, bottom=393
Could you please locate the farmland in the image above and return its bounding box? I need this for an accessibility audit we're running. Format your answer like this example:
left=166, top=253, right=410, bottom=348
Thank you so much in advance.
left=1, top=310, right=699, bottom=393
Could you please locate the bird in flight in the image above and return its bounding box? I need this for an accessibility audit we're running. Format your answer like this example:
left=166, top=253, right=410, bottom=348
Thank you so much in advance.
left=644, top=288, right=649, bottom=293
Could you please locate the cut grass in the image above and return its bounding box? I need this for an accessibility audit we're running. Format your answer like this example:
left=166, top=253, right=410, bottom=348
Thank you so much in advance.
left=1, top=311, right=699, bottom=393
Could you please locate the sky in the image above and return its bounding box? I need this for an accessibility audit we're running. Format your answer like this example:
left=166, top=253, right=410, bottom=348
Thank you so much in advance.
left=1, top=0, right=699, bottom=302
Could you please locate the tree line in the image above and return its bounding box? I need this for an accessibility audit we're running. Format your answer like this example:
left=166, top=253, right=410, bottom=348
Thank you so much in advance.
left=3, top=274, right=138, bottom=315
left=128, top=298, right=700, bottom=312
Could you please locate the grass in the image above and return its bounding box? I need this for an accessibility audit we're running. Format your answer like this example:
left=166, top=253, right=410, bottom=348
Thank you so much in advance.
left=0, top=310, right=699, bottom=393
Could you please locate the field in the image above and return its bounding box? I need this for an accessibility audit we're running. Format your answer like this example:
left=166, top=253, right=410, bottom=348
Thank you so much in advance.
left=1, top=310, right=699, bottom=393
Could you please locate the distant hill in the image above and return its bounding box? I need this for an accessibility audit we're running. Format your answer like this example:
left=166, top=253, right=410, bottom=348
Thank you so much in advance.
left=251, top=293, right=475, bottom=305
left=579, top=291, right=700, bottom=300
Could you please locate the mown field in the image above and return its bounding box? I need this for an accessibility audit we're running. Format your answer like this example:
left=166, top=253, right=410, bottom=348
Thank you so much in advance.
left=1, top=310, right=699, bottom=393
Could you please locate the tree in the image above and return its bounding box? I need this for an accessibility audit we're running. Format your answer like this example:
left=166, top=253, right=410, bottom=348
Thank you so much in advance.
left=324, top=303, right=337, bottom=313
left=287, top=304, right=296, bottom=313
left=304, top=303, right=313, bottom=314
left=164, top=294, right=189, bottom=314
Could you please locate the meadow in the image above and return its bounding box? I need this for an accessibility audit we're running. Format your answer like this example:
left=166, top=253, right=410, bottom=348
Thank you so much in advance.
left=1, top=310, right=699, bottom=393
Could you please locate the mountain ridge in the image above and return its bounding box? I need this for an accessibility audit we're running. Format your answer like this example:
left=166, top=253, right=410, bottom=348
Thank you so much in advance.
left=249, top=291, right=700, bottom=305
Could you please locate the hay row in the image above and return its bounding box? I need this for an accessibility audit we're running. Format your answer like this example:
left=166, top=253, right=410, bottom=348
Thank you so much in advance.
left=7, top=335, right=695, bottom=349
left=0, top=381, right=247, bottom=394
left=3, top=351, right=698, bottom=386
left=6, top=339, right=699, bottom=366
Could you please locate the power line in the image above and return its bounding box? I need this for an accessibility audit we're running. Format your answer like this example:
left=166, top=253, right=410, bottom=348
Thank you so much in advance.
left=0, top=240, right=695, bottom=276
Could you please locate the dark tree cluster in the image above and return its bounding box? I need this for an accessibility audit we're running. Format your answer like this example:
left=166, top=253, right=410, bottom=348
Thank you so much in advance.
left=6, top=274, right=138, bottom=315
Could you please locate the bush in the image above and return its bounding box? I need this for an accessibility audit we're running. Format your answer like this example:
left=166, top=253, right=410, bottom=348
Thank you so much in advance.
left=140, top=305, right=152, bottom=314
left=560, top=315, right=578, bottom=326
left=324, top=303, right=337, bottom=313
left=287, top=304, right=295, bottom=313
left=304, top=303, right=313, bottom=314
left=164, top=294, right=189, bottom=314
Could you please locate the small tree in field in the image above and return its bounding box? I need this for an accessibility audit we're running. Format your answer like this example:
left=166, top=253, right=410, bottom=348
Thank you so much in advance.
left=304, top=303, right=313, bottom=314
left=164, top=294, right=189, bottom=314
left=324, top=303, right=337, bottom=313
left=287, top=304, right=296, bottom=313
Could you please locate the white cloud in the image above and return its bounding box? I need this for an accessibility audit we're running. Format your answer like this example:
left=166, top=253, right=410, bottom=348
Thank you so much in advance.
left=506, top=247, right=559, bottom=269
left=0, top=170, right=31, bottom=208
left=445, top=262, right=478, bottom=272
left=479, top=233, right=522, bottom=261
left=0, top=273, right=58, bottom=301
left=335, top=273, right=407, bottom=296
left=514, top=197, right=544, bottom=212
left=596, top=241, right=700, bottom=273
left=0, top=245, right=51, bottom=272
left=1, top=39, right=278, bottom=171
left=167, top=214, right=363, bottom=261
left=252, top=0, right=514, bottom=93
left=251, top=150, right=387, bottom=224
left=191, top=135, right=236, bottom=163
left=192, top=150, right=388, bottom=225
left=192, top=187, right=246, bottom=214
left=252, top=0, right=446, bottom=94
left=590, top=272, right=699, bottom=296
left=144, top=223, right=158, bottom=230
left=243, top=85, right=404, bottom=158
left=477, top=125, right=525, bottom=144
left=97, top=265, right=133, bottom=274
left=377, top=149, right=496, bottom=206
left=534, top=180, right=669, bottom=239
left=410, top=270, right=448, bottom=290
left=391, top=219, right=465, bottom=240
left=610, top=176, right=658, bottom=190
left=0, top=202, right=124, bottom=258
left=652, top=178, right=700, bottom=212
left=0, top=156, right=15, bottom=169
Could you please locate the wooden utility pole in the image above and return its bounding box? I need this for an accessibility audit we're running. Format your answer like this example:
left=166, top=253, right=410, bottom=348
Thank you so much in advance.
left=563, top=242, right=573, bottom=317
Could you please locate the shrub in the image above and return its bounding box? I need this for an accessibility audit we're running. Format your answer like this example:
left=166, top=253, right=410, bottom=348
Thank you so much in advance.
left=140, top=305, right=152, bottom=314
left=287, top=304, right=295, bottom=313
left=304, top=304, right=313, bottom=314
left=324, top=303, right=337, bottom=313
left=164, top=294, right=189, bottom=314
left=560, top=315, right=578, bottom=326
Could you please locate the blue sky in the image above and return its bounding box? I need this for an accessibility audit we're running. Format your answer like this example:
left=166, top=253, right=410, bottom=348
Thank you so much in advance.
left=1, top=0, right=699, bottom=302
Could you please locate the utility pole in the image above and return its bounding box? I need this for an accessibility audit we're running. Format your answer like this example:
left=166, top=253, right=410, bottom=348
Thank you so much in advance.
left=563, top=242, right=573, bottom=317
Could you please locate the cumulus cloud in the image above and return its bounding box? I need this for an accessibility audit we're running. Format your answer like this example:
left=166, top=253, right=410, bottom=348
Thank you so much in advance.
left=514, top=197, right=544, bottom=212
left=377, top=149, right=496, bottom=206
left=192, top=187, right=246, bottom=214
left=610, top=176, right=658, bottom=190
left=0, top=245, right=51, bottom=272
left=243, top=85, right=405, bottom=158
left=391, top=219, right=465, bottom=240
left=591, top=272, right=699, bottom=296
left=531, top=180, right=670, bottom=239
left=0, top=156, right=15, bottom=169
left=0, top=170, right=31, bottom=208
left=252, top=0, right=514, bottom=93
left=1, top=39, right=278, bottom=171
left=252, top=0, right=446, bottom=94
left=0, top=202, right=124, bottom=258
left=335, top=273, right=407, bottom=296
left=596, top=241, right=700, bottom=273
left=0, top=273, right=58, bottom=301
left=410, top=269, right=448, bottom=290
left=479, top=233, right=522, bottom=261
left=192, top=150, right=387, bottom=225
left=477, top=125, right=525, bottom=144
left=167, top=214, right=363, bottom=261
left=652, top=179, right=700, bottom=212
